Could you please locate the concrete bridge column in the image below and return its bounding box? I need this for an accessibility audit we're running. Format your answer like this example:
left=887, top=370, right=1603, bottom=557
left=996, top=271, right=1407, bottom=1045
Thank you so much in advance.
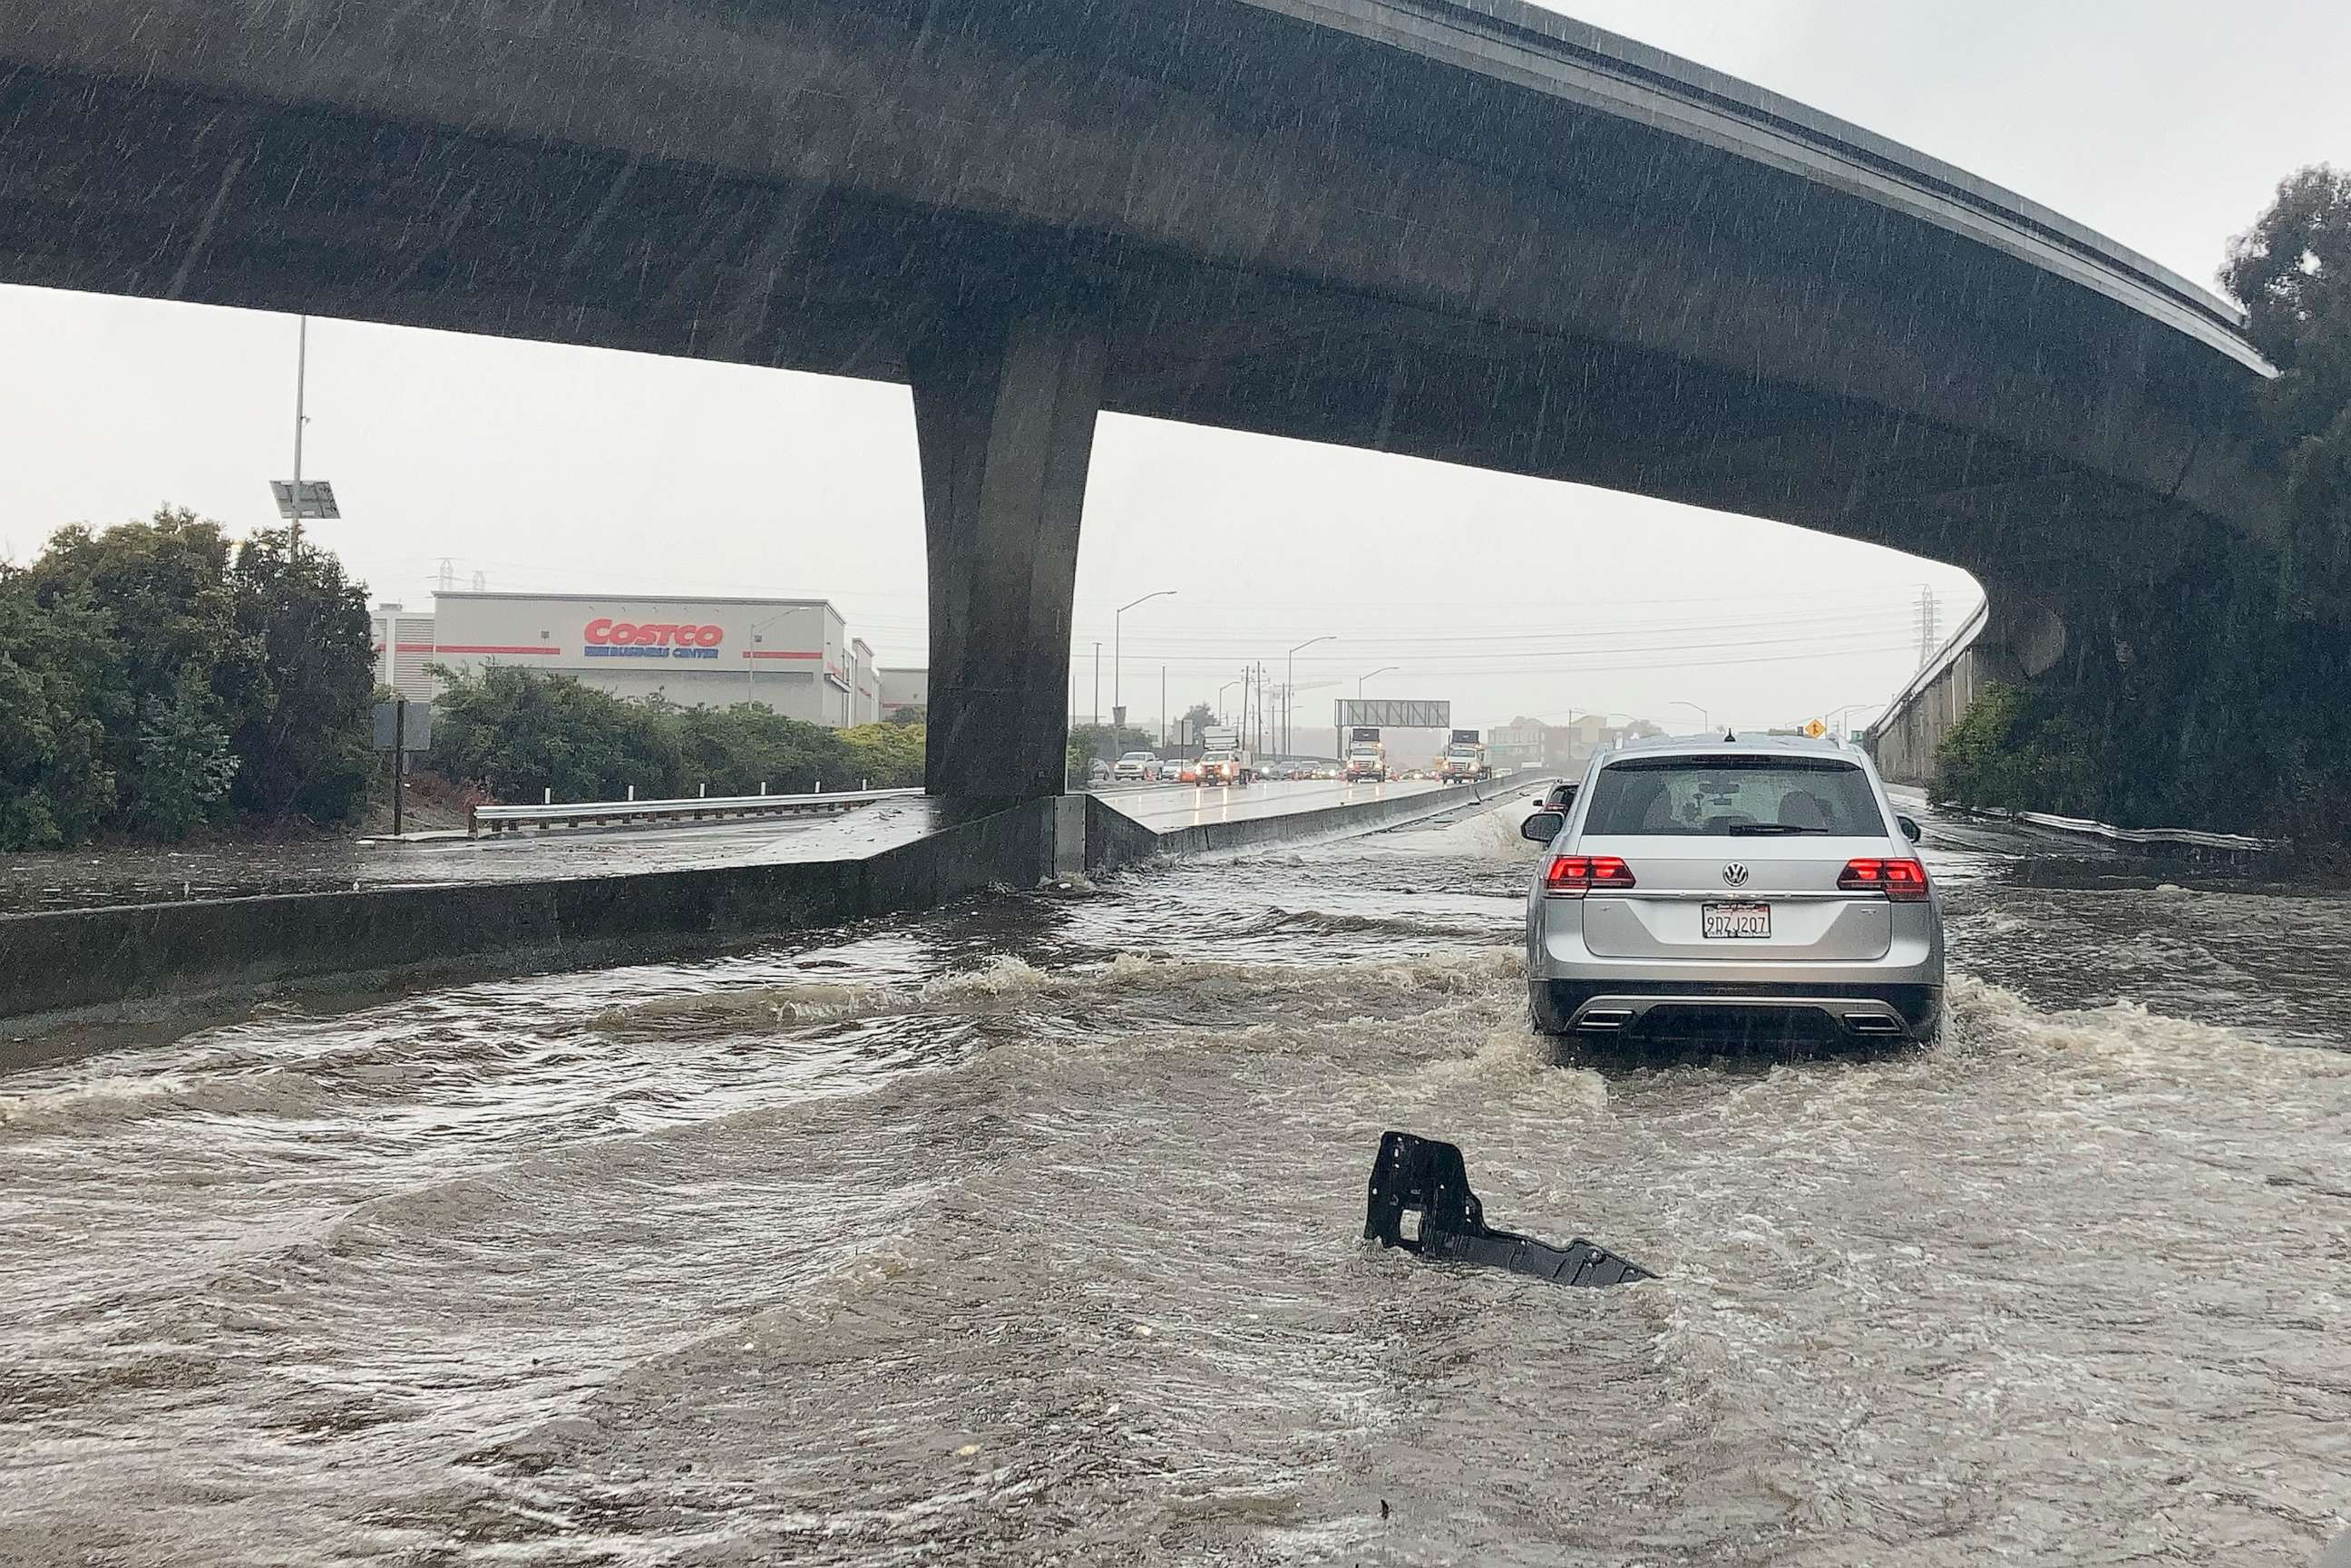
left=910, top=294, right=1107, bottom=803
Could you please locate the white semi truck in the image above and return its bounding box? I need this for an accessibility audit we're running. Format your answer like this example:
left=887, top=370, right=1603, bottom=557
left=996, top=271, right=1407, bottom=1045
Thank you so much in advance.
left=1438, top=729, right=1492, bottom=783
left=1195, top=725, right=1257, bottom=785
left=1343, top=726, right=1389, bottom=783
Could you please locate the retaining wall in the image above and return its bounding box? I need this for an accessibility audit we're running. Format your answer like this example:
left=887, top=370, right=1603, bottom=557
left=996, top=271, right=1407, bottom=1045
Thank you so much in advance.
left=2, top=784, right=1471, bottom=1033
left=2, top=799, right=1059, bottom=1031
left=1084, top=783, right=1495, bottom=872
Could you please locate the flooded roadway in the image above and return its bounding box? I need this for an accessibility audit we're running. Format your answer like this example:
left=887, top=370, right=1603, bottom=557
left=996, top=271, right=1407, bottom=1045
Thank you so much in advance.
left=2, top=800, right=2346, bottom=1564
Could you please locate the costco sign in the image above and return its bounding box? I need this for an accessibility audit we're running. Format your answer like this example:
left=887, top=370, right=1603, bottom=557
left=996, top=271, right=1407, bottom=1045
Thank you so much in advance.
left=583, top=618, right=725, bottom=660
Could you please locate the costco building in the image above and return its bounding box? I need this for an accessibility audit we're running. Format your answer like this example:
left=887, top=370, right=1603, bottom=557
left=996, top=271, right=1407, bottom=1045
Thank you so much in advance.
left=370, top=591, right=918, bottom=728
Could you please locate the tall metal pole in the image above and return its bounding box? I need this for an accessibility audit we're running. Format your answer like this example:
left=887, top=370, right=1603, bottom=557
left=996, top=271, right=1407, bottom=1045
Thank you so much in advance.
left=1113, top=590, right=1176, bottom=729
left=392, top=696, right=405, bottom=836
left=1284, top=636, right=1336, bottom=757
left=1160, top=666, right=1167, bottom=748
left=290, top=315, right=308, bottom=555
left=1093, top=642, right=1102, bottom=728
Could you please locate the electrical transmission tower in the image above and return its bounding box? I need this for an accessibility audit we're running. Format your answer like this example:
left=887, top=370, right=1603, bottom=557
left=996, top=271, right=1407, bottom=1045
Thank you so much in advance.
left=1915, top=587, right=1940, bottom=667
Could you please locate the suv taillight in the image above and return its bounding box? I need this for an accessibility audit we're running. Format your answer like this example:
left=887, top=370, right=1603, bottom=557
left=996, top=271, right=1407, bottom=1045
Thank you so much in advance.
left=1544, top=855, right=1634, bottom=897
left=1839, top=857, right=1928, bottom=901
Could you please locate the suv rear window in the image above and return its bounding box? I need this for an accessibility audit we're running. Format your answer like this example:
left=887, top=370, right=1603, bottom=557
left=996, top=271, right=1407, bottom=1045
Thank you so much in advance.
left=1581, top=755, right=1887, bottom=837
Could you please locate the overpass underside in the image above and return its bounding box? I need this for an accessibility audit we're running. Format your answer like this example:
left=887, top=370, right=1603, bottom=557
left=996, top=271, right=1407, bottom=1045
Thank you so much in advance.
left=0, top=0, right=2270, bottom=799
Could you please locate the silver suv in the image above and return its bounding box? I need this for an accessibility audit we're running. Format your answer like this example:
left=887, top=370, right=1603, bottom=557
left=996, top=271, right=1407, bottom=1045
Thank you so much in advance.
left=1520, top=735, right=1943, bottom=1045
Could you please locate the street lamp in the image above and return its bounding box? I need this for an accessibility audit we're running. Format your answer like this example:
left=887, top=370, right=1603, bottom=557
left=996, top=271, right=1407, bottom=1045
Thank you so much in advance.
left=1669, top=699, right=1710, bottom=733
left=1217, top=679, right=1239, bottom=727
left=1358, top=665, right=1400, bottom=697
left=1828, top=701, right=1885, bottom=737
left=1286, top=635, right=1336, bottom=755
left=269, top=315, right=340, bottom=554
left=1114, top=590, right=1176, bottom=730
left=744, top=609, right=805, bottom=707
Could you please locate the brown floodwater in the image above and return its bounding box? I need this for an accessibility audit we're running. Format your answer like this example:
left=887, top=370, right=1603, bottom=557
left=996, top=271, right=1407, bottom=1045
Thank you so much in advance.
left=3, top=799, right=2346, bottom=1564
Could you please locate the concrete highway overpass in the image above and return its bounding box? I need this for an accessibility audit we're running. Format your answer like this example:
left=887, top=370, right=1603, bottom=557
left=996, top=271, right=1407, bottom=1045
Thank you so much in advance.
left=0, top=0, right=2275, bottom=798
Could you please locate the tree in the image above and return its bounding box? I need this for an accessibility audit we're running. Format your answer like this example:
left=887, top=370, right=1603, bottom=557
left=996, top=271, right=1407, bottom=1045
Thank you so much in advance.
left=428, top=664, right=681, bottom=803
left=424, top=666, right=899, bottom=803
left=884, top=703, right=926, bottom=726
left=15, top=508, right=256, bottom=833
left=127, top=692, right=240, bottom=840
left=1180, top=701, right=1215, bottom=743
left=0, top=574, right=118, bottom=848
left=837, top=722, right=925, bottom=788
left=226, top=529, right=376, bottom=825
left=2223, top=164, right=2351, bottom=610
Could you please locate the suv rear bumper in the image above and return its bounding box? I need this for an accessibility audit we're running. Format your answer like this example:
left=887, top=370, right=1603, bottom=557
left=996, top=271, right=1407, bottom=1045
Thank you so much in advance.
left=1536, top=979, right=1942, bottom=1042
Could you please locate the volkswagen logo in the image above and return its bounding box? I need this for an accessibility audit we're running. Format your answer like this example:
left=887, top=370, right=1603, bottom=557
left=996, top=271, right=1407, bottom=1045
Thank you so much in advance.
left=1722, top=862, right=1751, bottom=888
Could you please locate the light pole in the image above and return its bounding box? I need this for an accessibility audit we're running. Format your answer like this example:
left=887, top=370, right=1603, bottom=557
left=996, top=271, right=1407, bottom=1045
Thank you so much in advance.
left=1217, top=679, right=1239, bottom=731
left=1285, top=636, right=1336, bottom=755
left=1114, top=590, right=1176, bottom=730
left=1093, top=642, right=1103, bottom=728
left=1358, top=665, right=1399, bottom=698
left=1669, top=699, right=1710, bottom=733
left=269, top=315, right=341, bottom=551
left=743, top=609, right=804, bottom=707
left=1828, top=701, right=1885, bottom=738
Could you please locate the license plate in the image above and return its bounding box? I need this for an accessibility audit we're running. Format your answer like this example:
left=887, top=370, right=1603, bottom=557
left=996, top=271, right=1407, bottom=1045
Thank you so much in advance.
left=1702, top=901, right=1771, bottom=939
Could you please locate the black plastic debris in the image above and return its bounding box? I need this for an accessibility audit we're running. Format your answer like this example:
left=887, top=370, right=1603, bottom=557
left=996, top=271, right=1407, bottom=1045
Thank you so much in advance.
left=1363, top=1130, right=1652, bottom=1288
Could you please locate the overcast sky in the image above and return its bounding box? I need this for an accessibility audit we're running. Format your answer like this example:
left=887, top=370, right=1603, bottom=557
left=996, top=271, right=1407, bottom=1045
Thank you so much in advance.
left=4, top=0, right=2344, bottom=735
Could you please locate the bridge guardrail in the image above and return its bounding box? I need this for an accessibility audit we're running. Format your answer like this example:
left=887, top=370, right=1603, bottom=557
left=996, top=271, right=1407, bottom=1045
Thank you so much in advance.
left=468, top=787, right=921, bottom=838
left=1966, top=806, right=2278, bottom=854
left=1862, top=597, right=1991, bottom=749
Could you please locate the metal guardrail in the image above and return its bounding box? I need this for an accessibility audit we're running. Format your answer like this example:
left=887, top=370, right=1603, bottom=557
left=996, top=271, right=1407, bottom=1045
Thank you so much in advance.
left=1989, top=807, right=2279, bottom=854
left=468, top=787, right=921, bottom=838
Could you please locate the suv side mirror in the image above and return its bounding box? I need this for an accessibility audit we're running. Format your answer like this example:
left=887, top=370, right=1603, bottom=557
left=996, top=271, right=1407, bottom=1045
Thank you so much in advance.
left=1520, top=810, right=1565, bottom=843
left=1897, top=814, right=1922, bottom=843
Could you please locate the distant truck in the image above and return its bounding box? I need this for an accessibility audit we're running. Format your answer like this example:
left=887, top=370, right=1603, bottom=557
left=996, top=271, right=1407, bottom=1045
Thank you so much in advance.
left=1438, top=729, right=1492, bottom=783
left=1343, top=726, right=1388, bottom=783
left=1195, top=725, right=1257, bottom=786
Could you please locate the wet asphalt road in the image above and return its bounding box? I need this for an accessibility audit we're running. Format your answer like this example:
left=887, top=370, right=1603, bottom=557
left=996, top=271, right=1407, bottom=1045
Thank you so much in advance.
left=1, top=798, right=2345, bottom=1565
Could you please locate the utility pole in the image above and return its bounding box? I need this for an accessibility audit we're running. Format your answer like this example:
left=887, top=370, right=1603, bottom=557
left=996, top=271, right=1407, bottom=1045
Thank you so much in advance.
left=1093, top=642, right=1103, bottom=728
left=289, top=316, right=307, bottom=556
left=1160, top=666, right=1168, bottom=749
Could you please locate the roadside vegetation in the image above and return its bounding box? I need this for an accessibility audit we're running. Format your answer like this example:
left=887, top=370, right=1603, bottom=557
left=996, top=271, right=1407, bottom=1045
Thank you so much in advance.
left=1937, top=163, right=2351, bottom=846
left=426, top=663, right=924, bottom=803
left=0, top=509, right=374, bottom=850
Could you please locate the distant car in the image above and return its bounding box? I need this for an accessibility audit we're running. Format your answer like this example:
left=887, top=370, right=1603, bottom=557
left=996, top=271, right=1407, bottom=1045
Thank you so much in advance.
left=1176, top=761, right=1199, bottom=783
left=1520, top=735, right=1942, bottom=1046
left=1112, top=750, right=1162, bottom=782
left=1088, top=757, right=1112, bottom=784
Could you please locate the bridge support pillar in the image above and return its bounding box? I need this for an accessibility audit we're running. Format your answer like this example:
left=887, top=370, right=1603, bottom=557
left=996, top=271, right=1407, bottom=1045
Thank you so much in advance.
left=910, top=294, right=1107, bottom=805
